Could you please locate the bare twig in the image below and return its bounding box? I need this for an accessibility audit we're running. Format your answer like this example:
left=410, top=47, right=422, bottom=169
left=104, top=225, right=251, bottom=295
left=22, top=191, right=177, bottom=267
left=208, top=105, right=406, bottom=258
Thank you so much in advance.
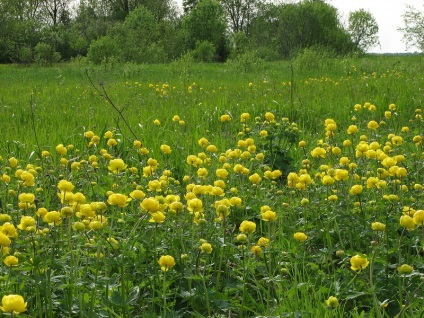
left=85, top=69, right=141, bottom=144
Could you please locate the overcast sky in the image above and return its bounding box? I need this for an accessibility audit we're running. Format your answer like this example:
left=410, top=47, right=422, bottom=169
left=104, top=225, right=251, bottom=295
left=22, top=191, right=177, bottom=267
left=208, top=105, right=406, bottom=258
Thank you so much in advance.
left=174, top=0, right=423, bottom=53
left=328, top=0, right=422, bottom=53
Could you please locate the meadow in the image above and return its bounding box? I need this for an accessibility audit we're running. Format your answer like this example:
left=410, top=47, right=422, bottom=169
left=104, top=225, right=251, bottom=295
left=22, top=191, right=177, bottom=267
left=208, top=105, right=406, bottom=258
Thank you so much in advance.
left=0, top=54, right=423, bottom=317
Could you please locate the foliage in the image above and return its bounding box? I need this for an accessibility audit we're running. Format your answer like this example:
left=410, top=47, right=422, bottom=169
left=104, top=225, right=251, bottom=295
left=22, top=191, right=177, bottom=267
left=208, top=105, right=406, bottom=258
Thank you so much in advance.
left=34, top=42, right=61, bottom=66
left=0, top=0, right=374, bottom=64
left=226, top=50, right=264, bottom=73
left=192, top=40, right=216, bottom=62
left=182, top=0, right=230, bottom=62
left=87, top=35, right=119, bottom=64
left=348, top=9, right=380, bottom=53
left=274, top=0, right=354, bottom=58
left=294, top=45, right=336, bottom=71
left=399, top=4, right=424, bottom=52
left=220, top=0, right=257, bottom=34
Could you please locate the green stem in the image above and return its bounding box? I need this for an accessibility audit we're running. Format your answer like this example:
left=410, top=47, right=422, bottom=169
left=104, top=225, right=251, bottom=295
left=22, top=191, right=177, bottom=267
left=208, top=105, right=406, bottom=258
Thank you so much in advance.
left=162, top=271, right=167, bottom=318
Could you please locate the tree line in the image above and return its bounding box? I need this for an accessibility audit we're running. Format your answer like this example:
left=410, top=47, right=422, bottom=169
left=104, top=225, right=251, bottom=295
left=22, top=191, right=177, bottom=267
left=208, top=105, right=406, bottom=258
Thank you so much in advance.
left=1, top=0, right=417, bottom=65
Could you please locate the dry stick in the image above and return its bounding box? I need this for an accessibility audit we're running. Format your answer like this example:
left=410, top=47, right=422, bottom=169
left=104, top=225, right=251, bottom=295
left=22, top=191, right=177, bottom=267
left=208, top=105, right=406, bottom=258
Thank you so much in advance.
left=85, top=69, right=140, bottom=143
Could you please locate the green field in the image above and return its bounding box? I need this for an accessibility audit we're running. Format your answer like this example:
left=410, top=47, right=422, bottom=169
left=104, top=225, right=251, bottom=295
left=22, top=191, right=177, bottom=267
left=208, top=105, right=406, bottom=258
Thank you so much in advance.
left=0, top=55, right=423, bottom=317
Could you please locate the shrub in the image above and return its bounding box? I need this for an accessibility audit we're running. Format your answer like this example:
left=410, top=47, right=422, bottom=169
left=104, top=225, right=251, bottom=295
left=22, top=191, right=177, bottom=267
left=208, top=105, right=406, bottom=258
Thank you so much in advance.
left=34, top=42, right=61, bottom=66
left=87, top=36, right=119, bottom=65
left=192, top=40, right=216, bottom=62
left=294, top=46, right=336, bottom=70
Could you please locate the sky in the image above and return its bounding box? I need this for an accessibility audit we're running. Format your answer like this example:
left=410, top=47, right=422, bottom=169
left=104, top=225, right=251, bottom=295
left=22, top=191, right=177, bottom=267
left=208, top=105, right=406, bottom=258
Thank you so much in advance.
left=328, top=0, right=422, bottom=53
left=174, top=0, right=423, bottom=53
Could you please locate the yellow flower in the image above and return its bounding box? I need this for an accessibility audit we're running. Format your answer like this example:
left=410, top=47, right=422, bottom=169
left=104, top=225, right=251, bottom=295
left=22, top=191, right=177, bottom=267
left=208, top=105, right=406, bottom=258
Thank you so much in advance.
left=391, top=135, right=403, bottom=146
left=257, top=237, right=270, bottom=247
left=367, top=120, right=379, bottom=130
left=311, top=147, right=326, bottom=158
left=107, top=138, right=118, bottom=147
left=148, top=180, right=163, bottom=192
left=198, top=137, right=209, bottom=147
left=371, top=222, right=386, bottom=231
left=397, top=264, right=413, bottom=274
left=236, top=233, right=247, bottom=243
left=265, top=112, right=275, bottom=121
left=130, top=190, right=145, bottom=200
left=57, top=180, right=75, bottom=192
left=215, top=168, right=229, bottom=179
left=0, top=295, right=27, bottom=313
left=249, top=173, right=262, bottom=184
left=261, top=210, right=277, bottom=221
left=85, top=130, right=94, bottom=138
left=153, top=119, right=160, bottom=125
left=3, top=255, right=18, bottom=266
left=349, top=185, right=363, bottom=195
left=0, top=233, right=11, bottom=247
left=325, top=296, right=339, bottom=308
left=328, top=194, right=338, bottom=202
left=72, top=222, right=86, bottom=231
left=43, top=211, right=62, bottom=225
left=8, top=157, right=18, bottom=168
left=17, top=216, right=36, bottom=231
left=413, top=210, right=424, bottom=225
left=18, top=193, right=35, bottom=204
left=240, top=112, right=250, bottom=122
left=400, top=215, right=415, bottom=230
left=220, top=114, right=231, bottom=122
left=107, top=193, right=131, bottom=208
left=158, top=255, right=175, bottom=271
left=160, top=144, right=172, bottom=154
left=322, top=175, right=334, bottom=185
left=239, top=220, right=256, bottom=234
left=108, top=159, right=127, bottom=173
left=149, top=211, right=166, bottom=223
left=229, top=196, right=242, bottom=206
left=251, top=245, right=262, bottom=256
left=1, top=174, right=10, bottom=184
left=293, top=232, right=307, bottom=242
left=298, top=140, right=307, bottom=147
left=103, top=130, right=113, bottom=139
left=260, top=130, right=268, bottom=137
left=187, top=198, right=203, bottom=213
left=350, top=254, right=369, bottom=271
left=56, top=144, right=67, bottom=155
left=347, top=125, right=358, bottom=135
left=200, top=242, right=213, bottom=254
left=140, top=197, right=160, bottom=213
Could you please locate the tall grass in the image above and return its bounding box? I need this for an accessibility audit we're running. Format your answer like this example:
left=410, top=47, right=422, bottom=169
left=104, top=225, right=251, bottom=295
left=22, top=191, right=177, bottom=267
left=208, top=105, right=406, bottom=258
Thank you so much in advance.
left=0, top=55, right=423, bottom=317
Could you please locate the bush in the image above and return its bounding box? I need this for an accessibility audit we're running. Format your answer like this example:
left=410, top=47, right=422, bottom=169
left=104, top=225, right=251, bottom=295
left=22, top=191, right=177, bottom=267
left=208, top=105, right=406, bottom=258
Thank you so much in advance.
left=226, top=50, right=264, bottom=73
left=294, top=46, right=336, bottom=70
left=87, top=36, right=119, bottom=65
left=192, top=40, right=216, bottom=62
left=34, top=42, right=61, bottom=66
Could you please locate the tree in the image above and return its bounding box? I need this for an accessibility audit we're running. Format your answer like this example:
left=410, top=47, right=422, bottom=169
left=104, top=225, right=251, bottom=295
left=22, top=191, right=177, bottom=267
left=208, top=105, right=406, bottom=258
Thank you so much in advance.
left=183, top=0, right=230, bottom=61
left=399, top=4, right=424, bottom=52
left=274, top=0, right=353, bottom=58
left=220, top=0, right=257, bottom=34
left=183, top=0, right=199, bottom=13
left=39, top=0, right=72, bottom=26
left=0, top=0, right=42, bottom=62
left=102, top=0, right=177, bottom=20
left=348, top=9, right=379, bottom=52
left=248, top=2, right=280, bottom=59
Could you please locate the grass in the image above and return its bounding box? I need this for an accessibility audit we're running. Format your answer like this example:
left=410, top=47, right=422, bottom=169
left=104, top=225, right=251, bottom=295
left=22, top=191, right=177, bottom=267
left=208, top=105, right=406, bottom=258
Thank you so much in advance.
left=0, top=54, right=423, bottom=317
